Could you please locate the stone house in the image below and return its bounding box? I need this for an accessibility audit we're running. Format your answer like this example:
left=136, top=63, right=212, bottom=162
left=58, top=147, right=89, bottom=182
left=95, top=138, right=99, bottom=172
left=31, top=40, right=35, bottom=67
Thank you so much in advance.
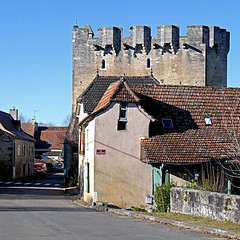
left=76, top=77, right=240, bottom=208
left=0, top=110, right=35, bottom=180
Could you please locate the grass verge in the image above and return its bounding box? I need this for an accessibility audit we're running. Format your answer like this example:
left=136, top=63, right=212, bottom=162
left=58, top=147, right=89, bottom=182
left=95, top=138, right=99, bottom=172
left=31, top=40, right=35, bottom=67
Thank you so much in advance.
left=141, top=212, right=240, bottom=233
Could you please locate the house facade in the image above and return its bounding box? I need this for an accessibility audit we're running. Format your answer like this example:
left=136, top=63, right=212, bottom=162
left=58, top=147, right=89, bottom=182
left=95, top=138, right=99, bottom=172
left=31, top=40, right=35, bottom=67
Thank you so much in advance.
left=0, top=110, right=35, bottom=179
left=76, top=78, right=240, bottom=208
left=79, top=103, right=153, bottom=207
left=76, top=76, right=159, bottom=207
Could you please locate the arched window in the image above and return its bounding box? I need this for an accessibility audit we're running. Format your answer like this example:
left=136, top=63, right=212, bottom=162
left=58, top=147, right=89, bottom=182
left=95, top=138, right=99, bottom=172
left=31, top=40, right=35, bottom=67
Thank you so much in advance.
left=101, top=59, right=105, bottom=69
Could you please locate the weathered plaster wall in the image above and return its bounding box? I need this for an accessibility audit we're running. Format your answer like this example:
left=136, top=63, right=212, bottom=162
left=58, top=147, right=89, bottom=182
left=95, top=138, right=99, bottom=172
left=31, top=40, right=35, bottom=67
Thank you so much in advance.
left=83, top=119, right=95, bottom=203
left=93, top=103, right=152, bottom=208
left=171, top=187, right=240, bottom=224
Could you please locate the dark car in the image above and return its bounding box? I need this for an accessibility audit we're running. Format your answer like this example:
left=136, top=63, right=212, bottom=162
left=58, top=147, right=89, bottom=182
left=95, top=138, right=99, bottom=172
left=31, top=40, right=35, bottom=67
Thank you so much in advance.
left=53, top=162, right=64, bottom=172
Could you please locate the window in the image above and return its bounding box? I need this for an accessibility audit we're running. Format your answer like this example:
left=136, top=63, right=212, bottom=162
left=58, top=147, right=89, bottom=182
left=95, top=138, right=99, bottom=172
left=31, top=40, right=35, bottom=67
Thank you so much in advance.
left=17, top=145, right=21, bottom=156
left=22, top=145, right=25, bottom=156
left=205, top=118, right=212, bottom=125
left=117, top=103, right=128, bottom=131
left=147, top=58, right=150, bottom=68
left=162, top=118, right=174, bottom=128
left=101, top=59, right=105, bottom=69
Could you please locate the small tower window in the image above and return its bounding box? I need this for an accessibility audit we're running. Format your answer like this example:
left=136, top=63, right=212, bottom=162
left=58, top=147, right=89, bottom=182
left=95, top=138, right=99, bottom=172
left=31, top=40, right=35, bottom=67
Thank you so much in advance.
left=101, top=59, right=106, bottom=69
left=147, top=58, right=150, bottom=68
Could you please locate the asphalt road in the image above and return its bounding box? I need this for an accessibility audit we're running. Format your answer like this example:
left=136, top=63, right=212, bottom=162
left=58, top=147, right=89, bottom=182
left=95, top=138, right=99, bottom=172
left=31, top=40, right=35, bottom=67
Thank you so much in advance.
left=0, top=173, right=225, bottom=240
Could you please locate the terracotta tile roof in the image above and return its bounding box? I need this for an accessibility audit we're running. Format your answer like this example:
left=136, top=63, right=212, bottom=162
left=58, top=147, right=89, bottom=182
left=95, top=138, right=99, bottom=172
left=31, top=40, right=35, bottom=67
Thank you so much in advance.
left=134, top=85, right=240, bottom=164
left=132, top=85, right=240, bottom=128
left=79, top=75, right=159, bottom=114
left=92, top=81, right=122, bottom=114
left=21, top=122, right=36, bottom=137
left=92, top=80, right=140, bottom=115
left=141, top=128, right=238, bottom=164
left=0, top=110, right=35, bottom=141
left=37, top=127, right=67, bottom=150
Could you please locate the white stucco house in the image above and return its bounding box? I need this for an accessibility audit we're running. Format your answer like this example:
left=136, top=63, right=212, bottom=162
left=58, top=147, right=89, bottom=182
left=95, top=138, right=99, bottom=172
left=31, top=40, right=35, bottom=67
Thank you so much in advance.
left=76, top=76, right=159, bottom=208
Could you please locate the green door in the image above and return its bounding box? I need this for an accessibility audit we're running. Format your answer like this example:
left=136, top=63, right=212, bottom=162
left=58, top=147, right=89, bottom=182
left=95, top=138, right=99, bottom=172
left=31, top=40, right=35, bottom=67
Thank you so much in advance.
left=152, top=166, right=162, bottom=193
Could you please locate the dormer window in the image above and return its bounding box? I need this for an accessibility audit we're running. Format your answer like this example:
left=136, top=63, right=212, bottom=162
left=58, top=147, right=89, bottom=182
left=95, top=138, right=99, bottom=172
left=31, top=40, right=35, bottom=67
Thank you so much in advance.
left=162, top=118, right=174, bottom=128
left=205, top=118, right=212, bottom=125
left=101, top=59, right=106, bottom=69
left=117, top=103, right=128, bottom=131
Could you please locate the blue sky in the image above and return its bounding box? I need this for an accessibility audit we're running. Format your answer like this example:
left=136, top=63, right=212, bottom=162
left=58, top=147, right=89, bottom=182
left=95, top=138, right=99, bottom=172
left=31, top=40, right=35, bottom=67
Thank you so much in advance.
left=0, top=0, right=239, bottom=125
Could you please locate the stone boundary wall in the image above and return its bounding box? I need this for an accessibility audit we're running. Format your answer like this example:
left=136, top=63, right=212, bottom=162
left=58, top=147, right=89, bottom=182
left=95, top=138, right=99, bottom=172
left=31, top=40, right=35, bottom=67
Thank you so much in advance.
left=170, top=187, right=240, bottom=224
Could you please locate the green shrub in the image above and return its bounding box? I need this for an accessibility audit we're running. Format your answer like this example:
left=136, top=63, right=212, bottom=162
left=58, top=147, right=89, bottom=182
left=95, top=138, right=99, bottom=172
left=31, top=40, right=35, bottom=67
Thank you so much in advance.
left=186, top=180, right=214, bottom=192
left=155, top=182, right=176, bottom=212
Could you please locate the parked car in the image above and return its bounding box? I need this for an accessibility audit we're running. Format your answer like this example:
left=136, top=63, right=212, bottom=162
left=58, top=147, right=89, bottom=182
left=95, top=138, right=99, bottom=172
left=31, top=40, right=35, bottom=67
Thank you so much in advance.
left=53, top=162, right=64, bottom=172
left=34, top=163, right=47, bottom=176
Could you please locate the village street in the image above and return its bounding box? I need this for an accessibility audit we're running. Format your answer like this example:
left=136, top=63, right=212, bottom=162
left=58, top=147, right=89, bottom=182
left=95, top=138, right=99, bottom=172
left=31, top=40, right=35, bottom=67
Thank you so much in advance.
left=0, top=173, right=225, bottom=240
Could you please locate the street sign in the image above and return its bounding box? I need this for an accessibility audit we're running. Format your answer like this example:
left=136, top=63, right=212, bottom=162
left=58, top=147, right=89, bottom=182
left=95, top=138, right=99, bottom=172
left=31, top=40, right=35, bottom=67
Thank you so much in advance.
left=96, top=149, right=106, bottom=155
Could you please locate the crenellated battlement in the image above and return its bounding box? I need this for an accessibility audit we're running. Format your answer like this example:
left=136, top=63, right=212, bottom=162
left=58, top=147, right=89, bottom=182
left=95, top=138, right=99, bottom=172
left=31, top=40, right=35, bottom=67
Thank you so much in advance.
left=73, top=24, right=229, bottom=55
left=72, top=24, right=230, bottom=111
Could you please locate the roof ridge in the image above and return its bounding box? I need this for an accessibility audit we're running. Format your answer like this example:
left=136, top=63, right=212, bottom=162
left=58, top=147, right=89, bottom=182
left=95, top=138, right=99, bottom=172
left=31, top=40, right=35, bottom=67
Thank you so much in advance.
left=91, top=80, right=122, bottom=115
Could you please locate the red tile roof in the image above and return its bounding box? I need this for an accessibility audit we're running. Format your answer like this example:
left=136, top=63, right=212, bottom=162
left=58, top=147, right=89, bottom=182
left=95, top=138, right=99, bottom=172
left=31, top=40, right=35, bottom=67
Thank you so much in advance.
left=21, top=122, right=36, bottom=137
left=39, top=127, right=67, bottom=150
left=131, top=84, right=240, bottom=128
left=134, top=85, right=240, bottom=164
left=141, top=128, right=238, bottom=164
left=92, top=80, right=140, bottom=115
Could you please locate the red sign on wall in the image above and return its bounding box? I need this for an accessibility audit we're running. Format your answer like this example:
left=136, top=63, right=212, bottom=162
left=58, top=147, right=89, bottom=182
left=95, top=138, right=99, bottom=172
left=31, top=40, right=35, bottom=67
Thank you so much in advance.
left=96, top=149, right=106, bottom=155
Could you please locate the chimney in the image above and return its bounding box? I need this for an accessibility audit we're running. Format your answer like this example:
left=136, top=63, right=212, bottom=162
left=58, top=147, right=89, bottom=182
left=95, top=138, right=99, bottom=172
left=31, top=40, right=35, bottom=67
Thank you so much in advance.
left=9, top=108, right=18, bottom=120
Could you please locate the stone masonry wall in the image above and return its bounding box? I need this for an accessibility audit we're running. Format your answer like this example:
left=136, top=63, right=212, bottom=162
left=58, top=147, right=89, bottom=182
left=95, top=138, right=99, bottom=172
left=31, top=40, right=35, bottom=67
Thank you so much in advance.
left=72, top=24, right=230, bottom=111
left=14, top=138, right=35, bottom=179
left=0, top=130, right=14, bottom=179
left=171, top=187, right=240, bottom=224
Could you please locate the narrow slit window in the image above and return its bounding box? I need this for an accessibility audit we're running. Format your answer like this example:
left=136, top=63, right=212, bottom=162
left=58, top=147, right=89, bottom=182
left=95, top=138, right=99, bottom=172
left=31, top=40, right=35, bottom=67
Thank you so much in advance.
left=101, top=59, right=105, bottom=69
left=147, top=58, right=150, bottom=68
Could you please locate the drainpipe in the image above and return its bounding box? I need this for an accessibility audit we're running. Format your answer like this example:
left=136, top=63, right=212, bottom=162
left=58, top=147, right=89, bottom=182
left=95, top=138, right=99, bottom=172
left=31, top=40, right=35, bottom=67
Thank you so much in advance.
left=12, top=141, right=15, bottom=179
left=159, top=163, right=164, bottom=186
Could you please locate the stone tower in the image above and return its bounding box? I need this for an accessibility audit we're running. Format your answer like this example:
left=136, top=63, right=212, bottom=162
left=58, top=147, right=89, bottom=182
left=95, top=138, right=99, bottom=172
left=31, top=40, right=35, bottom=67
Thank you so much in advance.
left=72, top=24, right=230, bottom=111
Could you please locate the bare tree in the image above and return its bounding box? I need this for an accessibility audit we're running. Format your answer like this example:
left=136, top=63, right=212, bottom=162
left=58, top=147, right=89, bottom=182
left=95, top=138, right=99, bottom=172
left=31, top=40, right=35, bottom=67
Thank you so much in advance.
left=38, top=122, right=56, bottom=127
left=18, top=113, right=32, bottom=123
left=215, top=105, right=240, bottom=179
left=62, top=113, right=72, bottom=126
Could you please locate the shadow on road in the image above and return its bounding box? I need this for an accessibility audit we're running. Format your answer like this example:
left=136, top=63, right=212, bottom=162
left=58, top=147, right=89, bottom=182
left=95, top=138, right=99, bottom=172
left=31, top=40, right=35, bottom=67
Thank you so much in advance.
left=0, top=206, right=94, bottom=212
left=0, top=187, right=64, bottom=199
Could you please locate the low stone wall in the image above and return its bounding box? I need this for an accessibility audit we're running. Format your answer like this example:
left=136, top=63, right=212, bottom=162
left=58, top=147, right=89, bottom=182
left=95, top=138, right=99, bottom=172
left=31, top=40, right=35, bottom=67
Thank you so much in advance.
left=170, top=187, right=240, bottom=224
